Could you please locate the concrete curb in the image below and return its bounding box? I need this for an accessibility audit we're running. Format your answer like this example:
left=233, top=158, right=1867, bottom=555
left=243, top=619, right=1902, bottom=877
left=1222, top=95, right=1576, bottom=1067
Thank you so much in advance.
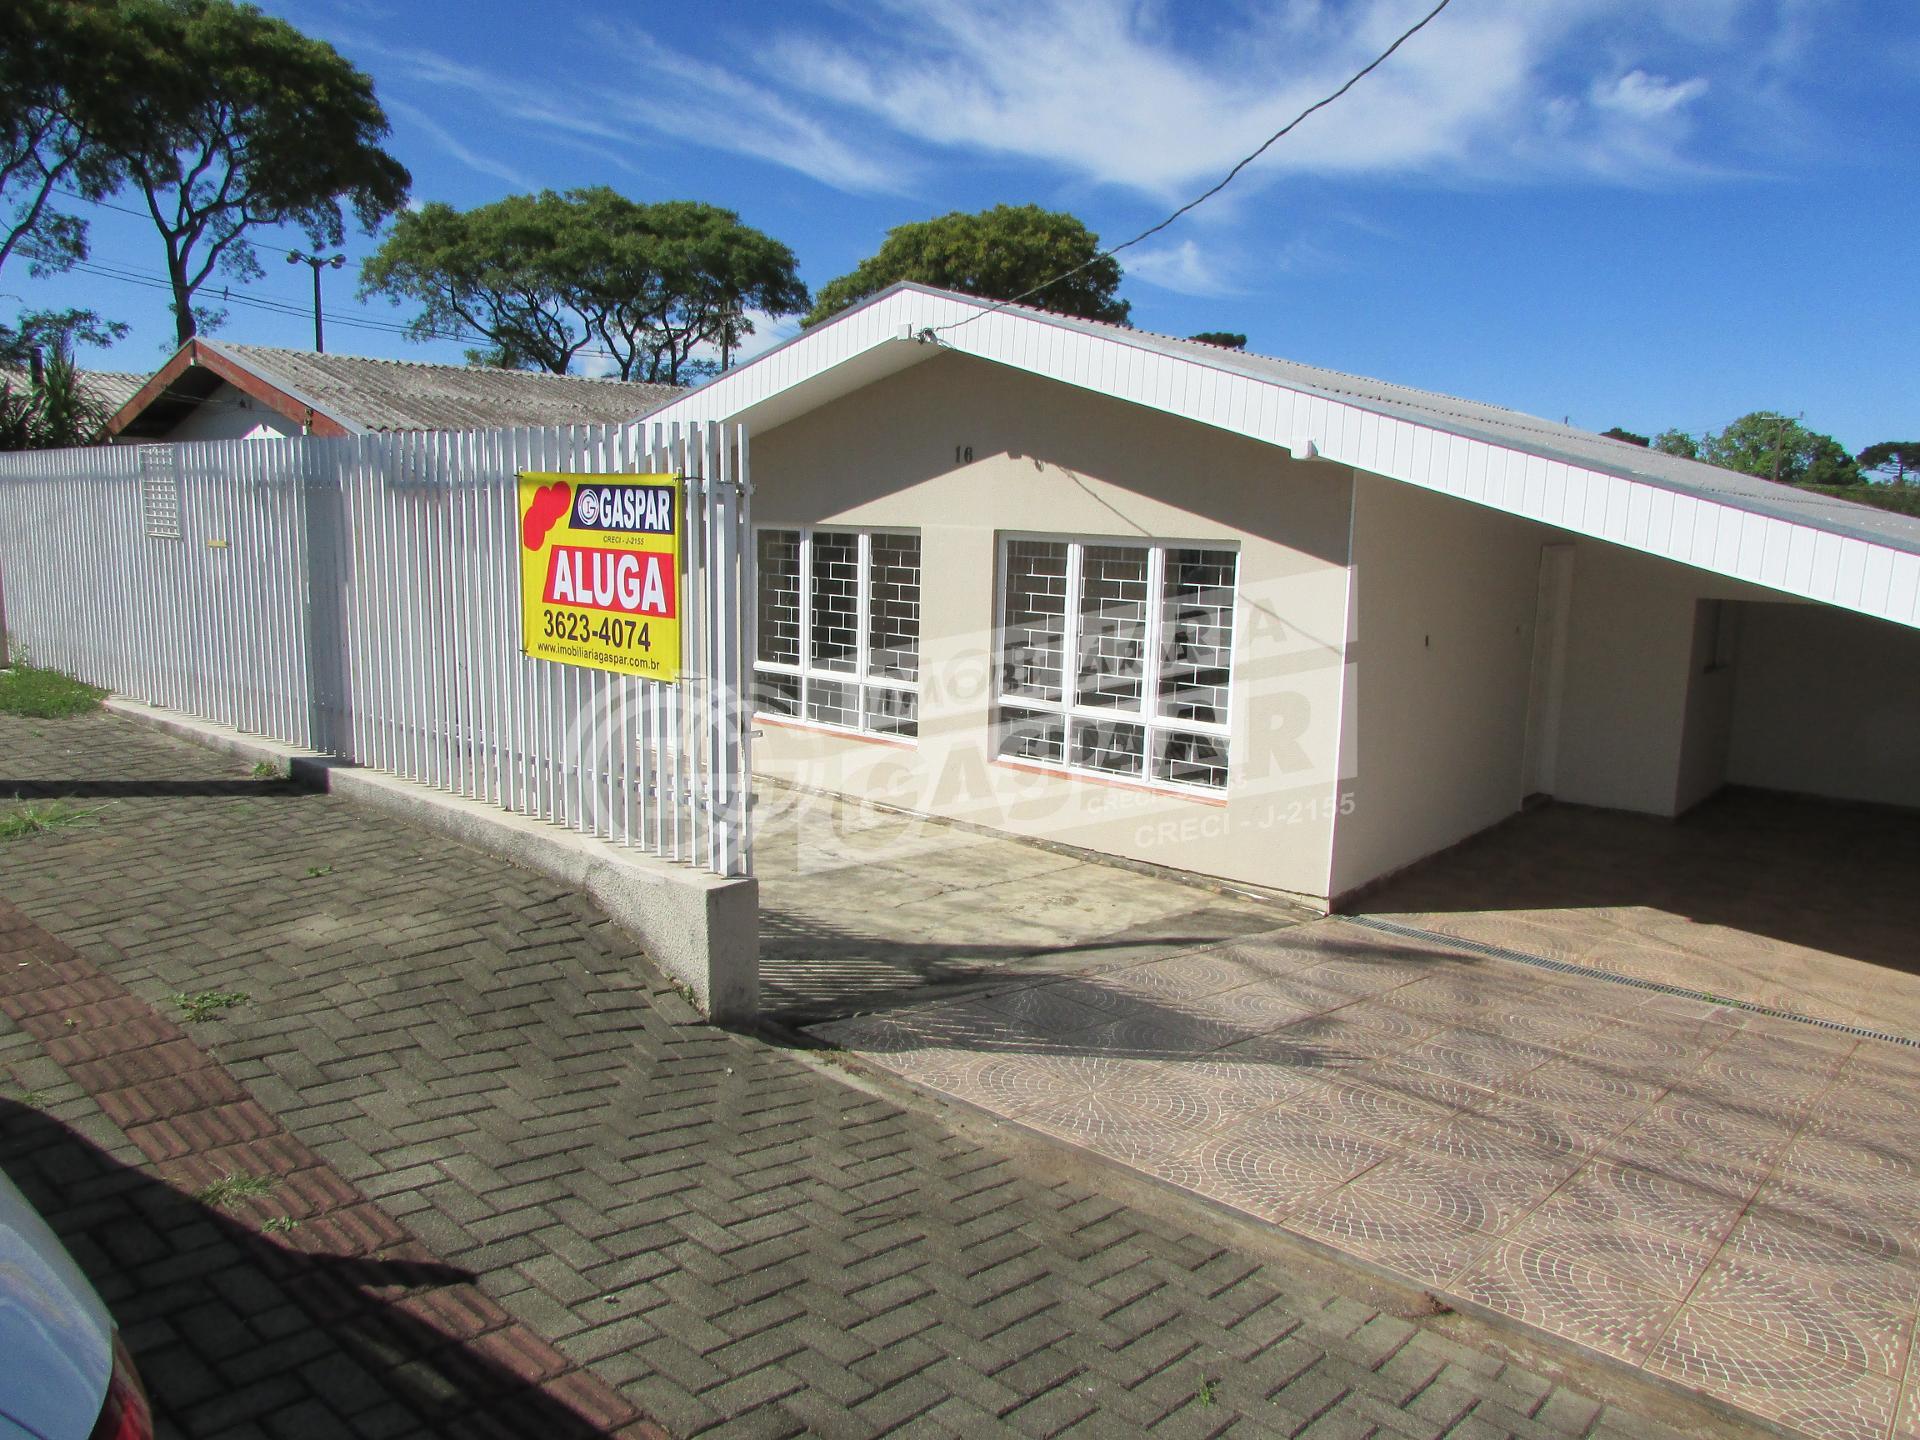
left=104, top=698, right=760, bottom=1025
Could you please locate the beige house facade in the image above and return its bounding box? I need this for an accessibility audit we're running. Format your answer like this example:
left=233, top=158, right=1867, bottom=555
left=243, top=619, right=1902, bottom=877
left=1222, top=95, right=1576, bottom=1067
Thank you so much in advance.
left=642, top=285, right=1920, bottom=908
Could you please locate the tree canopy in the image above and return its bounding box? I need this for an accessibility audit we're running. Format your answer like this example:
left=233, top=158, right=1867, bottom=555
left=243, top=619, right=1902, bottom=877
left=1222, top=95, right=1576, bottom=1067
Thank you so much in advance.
left=1699, top=412, right=1860, bottom=487
left=573, top=191, right=808, bottom=383
left=803, top=205, right=1129, bottom=328
left=0, top=339, right=109, bottom=449
left=1649, top=413, right=1860, bottom=486
left=1858, top=442, right=1920, bottom=487
left=1600, top=426, right=1649, bottom=447
left=1189, top=332, right=1247, bottom=350
left=99, top=0, right=410, bottom=342
left=361, top=188, right=806, bottom=381
left=0, top=0, right=133, bottom=357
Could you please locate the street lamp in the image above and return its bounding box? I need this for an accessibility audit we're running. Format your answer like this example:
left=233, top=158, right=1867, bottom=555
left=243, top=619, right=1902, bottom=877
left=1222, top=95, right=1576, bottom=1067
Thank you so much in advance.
left=285, top=251, right=346, bottom=353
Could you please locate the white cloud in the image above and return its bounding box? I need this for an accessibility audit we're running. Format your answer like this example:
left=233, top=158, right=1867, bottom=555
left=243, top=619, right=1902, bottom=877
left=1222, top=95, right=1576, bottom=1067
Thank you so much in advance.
left=346, top=1, right=1812, bottom=208
left=1126, top=240, right=1235, bottom=297
left=1592, top=70, right=1709, bottom=119
left=387, top=99, right=533, bottom=189
left=359, top=30, right=904, bottom=197
left=760, top=0, right=1779, bottom=195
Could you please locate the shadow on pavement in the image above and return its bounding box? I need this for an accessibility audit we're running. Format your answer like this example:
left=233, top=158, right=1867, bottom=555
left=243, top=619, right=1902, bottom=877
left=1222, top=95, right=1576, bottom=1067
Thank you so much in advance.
left=0, top=1098, right=614, bottom=1440
left=1, top=779, right=312, bottom=800
left=1352, top=789, right=1920, bottom=977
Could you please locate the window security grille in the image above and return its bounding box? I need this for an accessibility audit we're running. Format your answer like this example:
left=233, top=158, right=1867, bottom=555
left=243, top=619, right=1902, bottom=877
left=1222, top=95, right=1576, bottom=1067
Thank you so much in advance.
left=754, top=527, right=921, bottom=738
left=997, top=537, right=1236, bottom=792
left=140, top=447, right=182, bottom=540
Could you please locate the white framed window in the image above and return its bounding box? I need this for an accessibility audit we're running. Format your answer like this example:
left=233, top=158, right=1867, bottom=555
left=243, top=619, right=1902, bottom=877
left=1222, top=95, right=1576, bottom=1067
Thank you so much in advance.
left=996, top=535, right=1236, bottom=793
left=754, top=527, right=921, bottom=739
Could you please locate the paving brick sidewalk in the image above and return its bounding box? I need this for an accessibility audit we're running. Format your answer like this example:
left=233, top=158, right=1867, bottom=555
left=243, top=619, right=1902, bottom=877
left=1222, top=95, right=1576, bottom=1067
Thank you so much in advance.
left=0, top=711, right=1749, bottom=1439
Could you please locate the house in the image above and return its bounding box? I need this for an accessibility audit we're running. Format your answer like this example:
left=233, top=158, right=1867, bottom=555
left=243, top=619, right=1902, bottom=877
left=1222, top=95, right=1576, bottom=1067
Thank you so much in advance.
left=637, top=282, right=1920, bottom=909
left=104, top=339, right=678, bottom=441
left=0, top=363, right=147, bottom=423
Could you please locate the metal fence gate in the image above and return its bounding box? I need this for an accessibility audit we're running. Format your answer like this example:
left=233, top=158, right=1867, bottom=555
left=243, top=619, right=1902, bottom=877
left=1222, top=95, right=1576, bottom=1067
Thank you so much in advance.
left=0, top=421, right=753, bottom=877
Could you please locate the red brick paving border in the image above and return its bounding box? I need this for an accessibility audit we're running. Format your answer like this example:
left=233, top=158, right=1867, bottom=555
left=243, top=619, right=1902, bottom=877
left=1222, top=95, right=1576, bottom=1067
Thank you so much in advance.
left=0, top=896, right=669, bottom=1440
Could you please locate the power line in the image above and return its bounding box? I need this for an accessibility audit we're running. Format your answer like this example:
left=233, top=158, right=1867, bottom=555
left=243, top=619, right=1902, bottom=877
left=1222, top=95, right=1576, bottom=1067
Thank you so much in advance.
left=54, top=186, right=305, bottom=257
left=26, top=244, right=657, bottom=364
left=930, top=0, right=1456, bottom=337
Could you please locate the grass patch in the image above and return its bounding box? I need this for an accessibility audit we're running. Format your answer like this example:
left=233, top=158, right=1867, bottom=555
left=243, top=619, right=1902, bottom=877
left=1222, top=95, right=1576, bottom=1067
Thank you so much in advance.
left=6, top=1079, right=51, bottom=1109
left=0, top=662, right=106, bottom=718
left=170, top=990, right=249, bottom=1024
left=0, top=801, right=103, bottom=841
left=249, top=760, right=282, bottom=780
left=193, top=1172, right=276, bottom=1210
left=261, top=1215, right=299, bottom=1234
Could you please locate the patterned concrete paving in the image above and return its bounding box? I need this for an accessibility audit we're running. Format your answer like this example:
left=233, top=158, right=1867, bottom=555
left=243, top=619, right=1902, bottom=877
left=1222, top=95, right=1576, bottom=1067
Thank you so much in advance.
left=1354, top=794, right=1920, bottom=1040
left=812, top=919, right=1920, bottom=1440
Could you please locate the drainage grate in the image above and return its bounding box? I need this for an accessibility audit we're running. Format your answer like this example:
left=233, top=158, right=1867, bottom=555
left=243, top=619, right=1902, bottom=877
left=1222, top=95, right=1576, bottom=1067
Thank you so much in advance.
left=1344, top=916, right=1920, bottom=1052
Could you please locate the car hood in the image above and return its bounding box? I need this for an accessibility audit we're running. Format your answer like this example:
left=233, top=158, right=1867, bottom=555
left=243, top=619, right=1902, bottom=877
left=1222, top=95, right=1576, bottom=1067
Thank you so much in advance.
left=0, top=1167, right=112, bottom=1440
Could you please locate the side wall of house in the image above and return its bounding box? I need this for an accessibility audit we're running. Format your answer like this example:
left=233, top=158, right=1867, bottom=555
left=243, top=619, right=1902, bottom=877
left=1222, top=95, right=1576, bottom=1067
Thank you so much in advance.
left=750, top=351, right=1353, bottom=900
left=1727, top=603, right=1920, bottom=809
left=165, top=381, right=302, bottom=442
left=1327, top=478, right=1546, bottom=898
left=1554, top=544, right=1778, bottom=816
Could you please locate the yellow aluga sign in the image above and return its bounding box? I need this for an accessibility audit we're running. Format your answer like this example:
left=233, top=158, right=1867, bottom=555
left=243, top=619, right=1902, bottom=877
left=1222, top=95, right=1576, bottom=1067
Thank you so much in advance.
left=518, top=472, right=681, bottom=681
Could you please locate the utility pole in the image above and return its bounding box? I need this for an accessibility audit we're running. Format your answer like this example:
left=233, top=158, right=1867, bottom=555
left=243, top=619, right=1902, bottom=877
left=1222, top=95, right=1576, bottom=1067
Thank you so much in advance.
left=286, top=251, right=346, bottom=353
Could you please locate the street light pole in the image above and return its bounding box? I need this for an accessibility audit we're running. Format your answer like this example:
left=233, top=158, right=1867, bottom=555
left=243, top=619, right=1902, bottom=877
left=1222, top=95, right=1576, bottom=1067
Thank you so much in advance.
left=286, top=251, right=346, bottom=353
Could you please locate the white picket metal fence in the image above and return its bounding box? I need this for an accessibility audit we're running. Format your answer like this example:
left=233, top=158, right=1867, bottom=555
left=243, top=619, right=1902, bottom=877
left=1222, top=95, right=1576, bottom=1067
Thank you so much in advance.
left=0, top=422, right=754, bottom=877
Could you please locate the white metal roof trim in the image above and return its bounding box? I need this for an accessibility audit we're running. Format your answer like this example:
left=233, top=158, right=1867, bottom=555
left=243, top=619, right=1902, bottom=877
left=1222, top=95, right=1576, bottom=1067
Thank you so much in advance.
left=638, top=288, right=1920, bottom=630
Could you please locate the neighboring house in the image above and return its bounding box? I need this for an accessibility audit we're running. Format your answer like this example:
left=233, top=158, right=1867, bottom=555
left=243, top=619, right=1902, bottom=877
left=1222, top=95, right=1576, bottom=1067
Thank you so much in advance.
left=0, top=364, right=147, bottom=424
left=640, top=282, right=1920, bottom=909
left=105, top=339, right=679, bottom=441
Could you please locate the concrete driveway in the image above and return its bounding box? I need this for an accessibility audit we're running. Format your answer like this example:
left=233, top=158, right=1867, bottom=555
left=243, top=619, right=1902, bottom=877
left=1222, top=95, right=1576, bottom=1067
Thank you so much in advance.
left=802, top=794, right=1920, bottom=1440
left=754, top=782, right=1299, bottom=1021
left=1354, top=790, right=1920, bottom=1041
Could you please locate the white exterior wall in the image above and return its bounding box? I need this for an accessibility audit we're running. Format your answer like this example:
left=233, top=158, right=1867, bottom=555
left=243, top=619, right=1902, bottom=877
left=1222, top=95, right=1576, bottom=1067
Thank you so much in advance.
left=164, top=381, right=302, bottom=442
left=1674, top=602, right=1738, bottom=813
left=1727, top=604, right=1920, bottom=808
left=1553, top=544, right=1772, bottom=815
left=1328, top=476, right=1547, bottom=897
left=752, top=352, right=1353, bottom=900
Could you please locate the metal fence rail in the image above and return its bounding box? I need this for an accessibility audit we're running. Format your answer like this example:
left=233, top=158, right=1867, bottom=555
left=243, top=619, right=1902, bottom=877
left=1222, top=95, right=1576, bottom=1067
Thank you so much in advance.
left=0, top=421, right=753, bottom=877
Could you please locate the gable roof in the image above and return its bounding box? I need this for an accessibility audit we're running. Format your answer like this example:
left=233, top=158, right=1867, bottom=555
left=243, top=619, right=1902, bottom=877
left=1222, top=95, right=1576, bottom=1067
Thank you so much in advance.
left=639, top=282, right=1920, bottom=631
left=107, top=339, right=680, bottom=439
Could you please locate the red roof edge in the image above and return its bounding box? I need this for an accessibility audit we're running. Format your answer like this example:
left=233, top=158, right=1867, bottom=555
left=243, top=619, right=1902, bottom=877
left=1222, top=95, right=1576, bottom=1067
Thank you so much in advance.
left=105, top=339, right=352, bottom=439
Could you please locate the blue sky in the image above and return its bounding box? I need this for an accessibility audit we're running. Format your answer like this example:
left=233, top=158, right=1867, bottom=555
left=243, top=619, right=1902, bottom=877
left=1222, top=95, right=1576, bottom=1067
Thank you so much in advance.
left=25, top=0, right=1919, bottom=450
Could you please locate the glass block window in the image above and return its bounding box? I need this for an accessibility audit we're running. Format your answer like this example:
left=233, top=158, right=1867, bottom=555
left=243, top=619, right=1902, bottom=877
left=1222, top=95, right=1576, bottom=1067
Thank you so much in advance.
left=995, top=537, right=1236, bottom=793
left=754, top=527, right=921, bottom=739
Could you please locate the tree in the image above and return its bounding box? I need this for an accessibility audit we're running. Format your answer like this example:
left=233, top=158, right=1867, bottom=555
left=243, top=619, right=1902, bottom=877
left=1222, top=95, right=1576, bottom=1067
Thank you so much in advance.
left=0, top=307, right=126, bottom=369
left=1653, top=430, right=1700, bottom=459
left=362, top=189, right=807, bottom=381
left=362, top=192, right=600, bottom=373
left=1189, top=332, right=1247, bottom=350
left=102, top=0, right=409, bottom=342
left=1600, top=426, right=1649, bottom=447
left=1696, top=412, right=1860, bottom=487
left=0, top=338, right=110, bottom=449
left=0, top=0, right=125, bottom=277
left=804, top=204, right=1129, bottom=328
left=0, top=0, right=131, bottom=355
left=572, top=192, right=807, bottom=383
left=1858, top=442, right=1920, bottom=487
